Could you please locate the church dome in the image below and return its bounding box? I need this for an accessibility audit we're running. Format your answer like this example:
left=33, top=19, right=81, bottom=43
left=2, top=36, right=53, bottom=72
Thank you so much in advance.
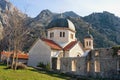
left=84, top=34, right=93, bottom=39
left=48, top=18, right=75, bottom=31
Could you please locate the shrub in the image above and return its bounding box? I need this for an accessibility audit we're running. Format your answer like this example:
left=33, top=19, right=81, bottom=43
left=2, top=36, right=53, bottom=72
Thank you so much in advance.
left=37, top=62, right=45, bottom=68
left=16, top=63, right=27, bottom=69
left=37, top=62, right=50, bottom=70
left=45, top=63, right=50, bottom=70
left=7, top=62, right=27, bottom=70
left=112, top=46, right=120, bottom=56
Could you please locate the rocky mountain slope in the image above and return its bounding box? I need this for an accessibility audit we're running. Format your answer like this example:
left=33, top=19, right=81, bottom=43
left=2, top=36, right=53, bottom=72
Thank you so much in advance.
left=29, top=10, right=119, bottom=48
left=0, top=0, right=120, bottom=51
left=0, top=0, right=27, bottom=51
left=83, top=11, right=120, bottom=47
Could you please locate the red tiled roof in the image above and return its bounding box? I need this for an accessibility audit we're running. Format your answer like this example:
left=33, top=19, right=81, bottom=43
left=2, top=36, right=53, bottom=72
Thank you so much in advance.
left=0, top=51, right=29, bottom=60
left=1, top=51, right=12, bottom=58
left=63, top=41, right=78, bottom=51
left=41, top=38, right=62, bottom=50
left=16, top=53, right=29, bottom=59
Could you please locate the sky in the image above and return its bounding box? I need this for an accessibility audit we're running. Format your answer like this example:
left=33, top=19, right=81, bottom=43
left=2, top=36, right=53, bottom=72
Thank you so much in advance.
left=9, top=0, right=120, bottom=18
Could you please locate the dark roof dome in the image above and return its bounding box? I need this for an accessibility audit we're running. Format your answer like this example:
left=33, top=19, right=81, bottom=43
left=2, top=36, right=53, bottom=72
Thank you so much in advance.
left=84, top=34, right=93, bottom=39
left=48, top=18, right=75, bottom=31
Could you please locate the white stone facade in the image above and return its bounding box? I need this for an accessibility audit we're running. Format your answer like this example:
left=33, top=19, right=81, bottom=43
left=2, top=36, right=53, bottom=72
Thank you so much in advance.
left=28, top=39, right=51, bottom=67
left=47, top=28, right=76, bottom=47
left=69, top=42, right=84, bottom=57
left=84, top=38, right=93, bottom=50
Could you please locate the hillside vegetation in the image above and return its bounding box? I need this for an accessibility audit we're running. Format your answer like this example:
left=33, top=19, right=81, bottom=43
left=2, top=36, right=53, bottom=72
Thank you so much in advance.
left=0, top=64, right=69, bottom=80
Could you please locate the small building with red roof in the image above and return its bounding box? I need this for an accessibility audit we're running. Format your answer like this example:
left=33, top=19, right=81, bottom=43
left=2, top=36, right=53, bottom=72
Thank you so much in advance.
left=0, top=51, right=28, bottom=64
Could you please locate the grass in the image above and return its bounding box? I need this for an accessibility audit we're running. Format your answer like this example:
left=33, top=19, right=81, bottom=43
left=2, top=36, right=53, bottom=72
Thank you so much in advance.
left=0, top=64, right=70, bottom=80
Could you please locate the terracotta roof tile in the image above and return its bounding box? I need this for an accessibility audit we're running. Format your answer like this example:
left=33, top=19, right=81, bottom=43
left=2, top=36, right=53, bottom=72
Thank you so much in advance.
left=64, top=41, right=78, bottom=51
left=0, top=51, right=29, bottom=60
left=16, top=53, right=29, bottom=59
left=41, top=38, right=62, bottom=50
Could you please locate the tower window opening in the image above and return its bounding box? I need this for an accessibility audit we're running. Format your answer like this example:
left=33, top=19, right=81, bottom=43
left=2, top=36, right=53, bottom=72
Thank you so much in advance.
left=63, top=32, right=65, bottom=37
left=71, top=34, right=73, bottom=39
left=89, top=41, right=91, bottom=46
left=50, top=32, right=54, bottom=38
left=60, top=32, right=62, bottom=37
left=60, top=32, right=65, bottom=37
left=86, top=41, right=89, bottom=46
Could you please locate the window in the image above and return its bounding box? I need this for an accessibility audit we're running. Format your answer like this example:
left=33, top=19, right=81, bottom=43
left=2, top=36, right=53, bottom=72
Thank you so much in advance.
left=71, top=60, right=76, bottom=71
left=87, top=61, right=90, bottom=72
left=50, top=32, right=54, bottom=38
left=86, top=41, right=89, bottom=46
left=60, top=32, right=65, bottom=37
left=117, top=60, right=120, bottom=73
left=95, top=51, right=99, bottom=56
left=63, top=32, right=65, bottom=37
left=117, top=50, right=120, bottom=56
left=89, top=41, right=91, bottom=46
left=57, top=58, right=60, bottom=70
left=71, top=34, right=73, bottom=39
left=77, top=53, right=81, bottom=57
left=60, top=32, right=62, bottom=37
left=94, top=60, right=100, bottom=72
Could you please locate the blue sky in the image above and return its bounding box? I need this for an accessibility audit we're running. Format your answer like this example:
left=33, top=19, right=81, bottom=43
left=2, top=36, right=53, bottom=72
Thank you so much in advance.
left=9, top=0, right=120, bottom=17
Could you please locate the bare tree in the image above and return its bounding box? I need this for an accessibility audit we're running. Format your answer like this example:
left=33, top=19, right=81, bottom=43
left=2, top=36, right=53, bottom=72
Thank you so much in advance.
left=3, top=9, right=30, bottom=70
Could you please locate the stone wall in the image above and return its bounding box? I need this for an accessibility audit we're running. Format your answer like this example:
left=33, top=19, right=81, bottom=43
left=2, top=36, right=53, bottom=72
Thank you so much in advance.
left=57, top=48, right=120, bottom=79
left=60, top=57, right=87, bottom=76
left=87, top=48, right=119, bottom=78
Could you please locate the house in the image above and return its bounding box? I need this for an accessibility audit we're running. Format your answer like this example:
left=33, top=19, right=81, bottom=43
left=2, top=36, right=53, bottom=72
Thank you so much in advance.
left=0, top=51, right=29, bottom=64
left=27, top=17, right=92, bottom=69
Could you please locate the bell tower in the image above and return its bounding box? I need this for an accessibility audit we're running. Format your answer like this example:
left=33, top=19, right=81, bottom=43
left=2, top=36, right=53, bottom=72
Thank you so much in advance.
left=84, top=25, right=93, bottom=50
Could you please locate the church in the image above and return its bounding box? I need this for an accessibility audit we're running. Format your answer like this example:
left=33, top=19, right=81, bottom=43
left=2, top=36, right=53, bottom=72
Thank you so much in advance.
left=27, top=17, right=93, bottom=69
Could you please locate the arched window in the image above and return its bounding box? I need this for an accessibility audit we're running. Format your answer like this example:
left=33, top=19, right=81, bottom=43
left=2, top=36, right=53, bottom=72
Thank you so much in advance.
left=60, top=32, right=65, bottom=37
left=89, top=41, right=91, bottom=46
left=87, top=61, right=90, bottom=72
left=94, top=60, right=100, bottom=72
left=50, top=32, right=54, bottom=38
left=86, top=41, right=89, bottom=46
left=117, top=60, right=120, bottom=73
left=77, top=52, right=81, bottom=57
left=60, top=32, right=62, bottom=37
left=63, top=32, right=65, bottom=37
left=71, top=34, right=73, bottom=39
left=71, top=60, right=76, bottom=71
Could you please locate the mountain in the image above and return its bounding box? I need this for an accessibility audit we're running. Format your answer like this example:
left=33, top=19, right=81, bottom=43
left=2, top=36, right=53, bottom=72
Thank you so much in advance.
left=0, top=0, right=26, bottom=34
left=30, top=10, right=119, bottom=48
left=0, top=0, right=27, bottom=51
left=0, top=0, right=26, bottom=26
left=83, top=11, right=120, bottom=47
left=63, top=11, right=81, bottom=18
left=0, top=0, right=120, bottom=51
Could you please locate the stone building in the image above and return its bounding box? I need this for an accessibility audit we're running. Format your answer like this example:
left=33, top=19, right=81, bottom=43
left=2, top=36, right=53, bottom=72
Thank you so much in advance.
left=60, top=48, right=120, bottom=78
left=27, top=18, right=84, bottom=68
left=27, top=17, right=120, bottom=79
left=0, top=51, right=29, bottom=64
